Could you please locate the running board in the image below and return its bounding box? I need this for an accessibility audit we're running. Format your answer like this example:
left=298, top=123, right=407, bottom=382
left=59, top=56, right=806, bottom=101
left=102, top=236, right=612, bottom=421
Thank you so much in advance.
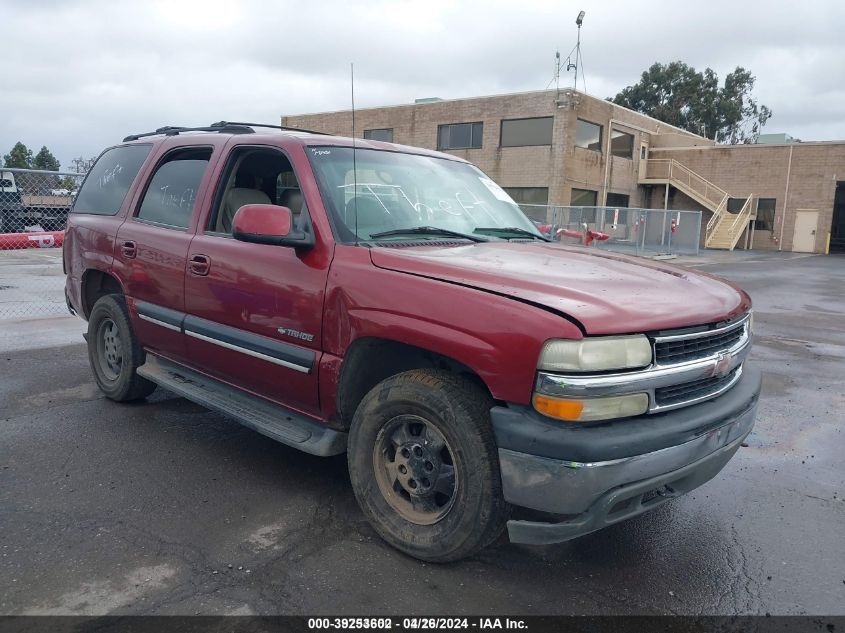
left=137, top=354, right=347, bottom=456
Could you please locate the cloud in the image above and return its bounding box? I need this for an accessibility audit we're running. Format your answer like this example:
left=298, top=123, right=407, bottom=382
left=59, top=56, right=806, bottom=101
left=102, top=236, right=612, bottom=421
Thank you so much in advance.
left=1, top=0, right=843, bottom=168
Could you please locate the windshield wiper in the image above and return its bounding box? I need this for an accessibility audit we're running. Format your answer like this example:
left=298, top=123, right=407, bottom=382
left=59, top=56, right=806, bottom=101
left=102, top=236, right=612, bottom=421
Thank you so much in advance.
left=369, top=226, right=489, bottom=243
left=473, top=226, right=551, bottom=242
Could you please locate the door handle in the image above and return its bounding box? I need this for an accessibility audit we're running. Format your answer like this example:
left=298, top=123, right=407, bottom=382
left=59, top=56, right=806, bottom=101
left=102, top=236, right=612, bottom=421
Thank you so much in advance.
left=189, top=254, right=211, bottom=276
left=121, top=240, right=137, bottom=259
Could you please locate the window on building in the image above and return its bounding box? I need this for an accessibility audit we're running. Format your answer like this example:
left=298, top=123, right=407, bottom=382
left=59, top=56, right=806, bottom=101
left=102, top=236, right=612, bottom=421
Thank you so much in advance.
left=727, top=197, right=748, bottom=213
left=575, top=119, right=602, bottom=152
left=500, top=117, right=554, bottom=147
left=605, top=193, right=630, bottom=224
left=610, top=130, right=634, bottom=159
left=502, top=187, right=549, bottom=207
left=606, top=193, right=629, bottom=207
left=363, top=128, right=394, bottom=142
left=137, top=147, right=211, bottom=229
left=571, top=188, right=597, bottom=206
left=755, top=198, right=776, bottom=231
left=437, top=122, right=483, bottom=150
left=571, top=188, right=598, bottom=223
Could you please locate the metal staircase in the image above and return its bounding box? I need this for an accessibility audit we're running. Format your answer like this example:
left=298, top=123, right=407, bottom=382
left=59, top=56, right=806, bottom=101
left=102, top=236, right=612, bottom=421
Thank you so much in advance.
left=639, top=159, right=753, bottom=250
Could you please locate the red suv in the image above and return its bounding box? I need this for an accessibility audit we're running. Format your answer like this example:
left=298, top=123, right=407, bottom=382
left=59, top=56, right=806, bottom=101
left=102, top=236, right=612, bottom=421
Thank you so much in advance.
left=64, top=122, right=760, bottom=562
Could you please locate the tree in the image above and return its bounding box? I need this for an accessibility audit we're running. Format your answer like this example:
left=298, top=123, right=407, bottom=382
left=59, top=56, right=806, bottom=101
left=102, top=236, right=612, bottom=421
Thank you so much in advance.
left=609, top=62, right=772, bottom=144
left=70, top=156, right=97, bottom=174
left=33, top=146, right=60, bottom=171
left=57, top=176, right=80, bottom=192
left=3, top=142, right=34, bottom=168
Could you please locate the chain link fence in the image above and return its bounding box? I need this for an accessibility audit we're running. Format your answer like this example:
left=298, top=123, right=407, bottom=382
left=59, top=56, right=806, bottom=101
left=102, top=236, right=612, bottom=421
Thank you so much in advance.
left=1, top=167, right=86, bottom=319
left=520, top=205, right=702, bottom=257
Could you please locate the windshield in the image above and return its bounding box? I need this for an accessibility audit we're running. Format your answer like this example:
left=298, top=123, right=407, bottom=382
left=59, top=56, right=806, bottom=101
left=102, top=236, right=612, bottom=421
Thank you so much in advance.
left=307, top=146, right=544, bottom=243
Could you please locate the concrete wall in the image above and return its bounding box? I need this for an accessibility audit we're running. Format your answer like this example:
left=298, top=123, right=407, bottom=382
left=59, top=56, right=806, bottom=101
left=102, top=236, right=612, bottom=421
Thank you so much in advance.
left=651, top=143, right=845, bottom=253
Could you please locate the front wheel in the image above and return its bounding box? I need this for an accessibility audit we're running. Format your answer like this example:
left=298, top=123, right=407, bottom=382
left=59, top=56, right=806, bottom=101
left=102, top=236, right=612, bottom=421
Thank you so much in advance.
left=87, top=294, right=156, bottom=402
left=347, top=369, right=508, bottom=562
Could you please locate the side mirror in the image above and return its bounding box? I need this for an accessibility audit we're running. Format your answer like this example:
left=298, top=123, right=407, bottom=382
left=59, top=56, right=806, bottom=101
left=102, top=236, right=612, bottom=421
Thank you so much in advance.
left=232, top=204, right=313, bottom=248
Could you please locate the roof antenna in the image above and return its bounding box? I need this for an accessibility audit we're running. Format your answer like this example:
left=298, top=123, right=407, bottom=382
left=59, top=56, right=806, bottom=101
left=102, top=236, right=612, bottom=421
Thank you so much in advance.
left=351, top=62, right=359, bottom=246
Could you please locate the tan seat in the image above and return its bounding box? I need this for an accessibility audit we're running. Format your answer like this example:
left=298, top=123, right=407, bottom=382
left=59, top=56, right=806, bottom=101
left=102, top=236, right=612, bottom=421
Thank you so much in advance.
left=219, top=187, right=271, bottom=233
left=279, top=188, right=304, bottom=226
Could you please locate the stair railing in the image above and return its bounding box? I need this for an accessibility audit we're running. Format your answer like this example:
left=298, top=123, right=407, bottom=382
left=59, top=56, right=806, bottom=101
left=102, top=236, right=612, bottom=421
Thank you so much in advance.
left=642, top=159, right=729, bottom=212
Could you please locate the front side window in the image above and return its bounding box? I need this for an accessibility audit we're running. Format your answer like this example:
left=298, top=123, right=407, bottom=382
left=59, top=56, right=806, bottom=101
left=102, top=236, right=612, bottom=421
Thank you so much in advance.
left=575, top=119, right=602, bottom=152
left=73, top=144, right=151, bottom=216
left=136, top=147, right=211, bottom=229
left=207, top=147, right=306, bottom=234
left=500, top=117, right=553, bottom=147
left=308, top=146, right=543, bottom=243
left=610, top=130, right=634, bottom=158
left=438, top=122, right=483, bottom=150
left=363, top=128, right=394, bottom=143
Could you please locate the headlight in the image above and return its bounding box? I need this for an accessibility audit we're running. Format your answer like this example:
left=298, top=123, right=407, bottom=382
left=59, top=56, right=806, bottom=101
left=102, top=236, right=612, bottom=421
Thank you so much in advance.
left=533, top=392, right=649, bottom=422
left=537, top=335, right=652, bottom=372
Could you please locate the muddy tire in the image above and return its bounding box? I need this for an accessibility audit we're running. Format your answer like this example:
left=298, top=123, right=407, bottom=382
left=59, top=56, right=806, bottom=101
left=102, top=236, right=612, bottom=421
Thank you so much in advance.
left=348, top=369, right=508, bottom=562
left=87, top=294, right=156, bottom=402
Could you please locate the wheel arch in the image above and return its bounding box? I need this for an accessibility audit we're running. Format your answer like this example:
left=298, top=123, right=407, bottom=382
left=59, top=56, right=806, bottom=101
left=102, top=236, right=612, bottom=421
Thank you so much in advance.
left=335, top=336, right=493, bottom=429
left=81, top=269, right=125, bottom=319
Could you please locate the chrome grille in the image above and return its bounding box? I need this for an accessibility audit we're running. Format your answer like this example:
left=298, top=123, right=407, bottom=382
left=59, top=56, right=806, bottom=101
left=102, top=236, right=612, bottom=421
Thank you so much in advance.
left=534, top=313, right=752, bottom=416
left=653, top=319, right=747, bottom=365
left=654, top=367, right=741, bottom=407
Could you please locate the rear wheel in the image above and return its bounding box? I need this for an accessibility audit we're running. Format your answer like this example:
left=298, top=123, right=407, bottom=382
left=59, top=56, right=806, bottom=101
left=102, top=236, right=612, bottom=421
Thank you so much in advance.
left=87, top=294, right=156, bottom=401
left=348, top=369, right=508, bottom=562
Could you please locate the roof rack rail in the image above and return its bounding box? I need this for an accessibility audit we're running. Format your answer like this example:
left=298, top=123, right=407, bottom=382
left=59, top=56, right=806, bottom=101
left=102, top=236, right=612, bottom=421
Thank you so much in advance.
left=122, top=123, right=255, bottom=143
left=209, top=121, right=331, bottom=136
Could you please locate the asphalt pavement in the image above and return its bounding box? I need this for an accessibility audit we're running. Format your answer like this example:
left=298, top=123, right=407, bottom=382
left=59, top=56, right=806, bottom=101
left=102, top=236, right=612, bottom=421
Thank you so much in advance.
left=1, top=252, right=843, bottom=615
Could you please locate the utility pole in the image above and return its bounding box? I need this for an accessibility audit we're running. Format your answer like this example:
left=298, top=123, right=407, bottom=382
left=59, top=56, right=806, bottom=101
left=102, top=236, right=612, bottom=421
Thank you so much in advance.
left=574, top=11, right=584, bottom=90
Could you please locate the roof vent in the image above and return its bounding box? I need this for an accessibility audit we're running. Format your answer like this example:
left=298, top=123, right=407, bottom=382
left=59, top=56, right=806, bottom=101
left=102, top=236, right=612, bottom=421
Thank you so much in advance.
left=415, top=97, right=444, bottom=104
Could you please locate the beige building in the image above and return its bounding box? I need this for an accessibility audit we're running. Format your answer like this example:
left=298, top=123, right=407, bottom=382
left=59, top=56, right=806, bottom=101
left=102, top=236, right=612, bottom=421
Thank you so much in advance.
left=282, top=89, right=845, bottom=254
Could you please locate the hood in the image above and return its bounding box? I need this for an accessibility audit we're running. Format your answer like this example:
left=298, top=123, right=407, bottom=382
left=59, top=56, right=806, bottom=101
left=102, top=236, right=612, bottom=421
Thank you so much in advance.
left=369, top=242, right=750, bottom=335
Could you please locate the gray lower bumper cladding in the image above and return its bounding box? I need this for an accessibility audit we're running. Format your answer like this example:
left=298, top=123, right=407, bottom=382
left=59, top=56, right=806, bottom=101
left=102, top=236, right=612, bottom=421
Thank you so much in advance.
left=493, top=365, right=761, bottom=545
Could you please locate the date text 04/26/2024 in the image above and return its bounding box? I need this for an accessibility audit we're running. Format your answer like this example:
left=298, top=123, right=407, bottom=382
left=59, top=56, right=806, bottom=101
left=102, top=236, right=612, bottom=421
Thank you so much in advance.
left=307, top=617, right=527, bottom=630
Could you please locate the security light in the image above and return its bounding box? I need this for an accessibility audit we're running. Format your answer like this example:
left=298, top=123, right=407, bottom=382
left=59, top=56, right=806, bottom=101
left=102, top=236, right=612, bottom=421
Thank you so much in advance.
left=576, top=11, right=585, bottom=26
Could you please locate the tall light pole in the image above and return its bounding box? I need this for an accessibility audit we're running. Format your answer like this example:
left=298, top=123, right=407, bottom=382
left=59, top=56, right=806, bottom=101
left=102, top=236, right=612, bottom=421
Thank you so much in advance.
left=574, top=11, right=585, bottom=90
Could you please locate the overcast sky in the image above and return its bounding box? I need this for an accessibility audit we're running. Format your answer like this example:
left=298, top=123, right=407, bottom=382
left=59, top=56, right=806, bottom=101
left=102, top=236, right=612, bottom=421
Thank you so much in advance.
left=1, top=0, right=843, bottom=170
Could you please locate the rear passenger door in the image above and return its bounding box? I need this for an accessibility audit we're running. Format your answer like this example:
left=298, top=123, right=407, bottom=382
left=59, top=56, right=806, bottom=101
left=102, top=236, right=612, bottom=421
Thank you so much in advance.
left=114, top=144, right=217, bottom=362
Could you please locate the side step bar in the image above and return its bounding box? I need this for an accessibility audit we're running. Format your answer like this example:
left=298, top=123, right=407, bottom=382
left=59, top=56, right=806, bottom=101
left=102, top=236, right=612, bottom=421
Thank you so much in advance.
left=137, top=354, right=347, bottom=456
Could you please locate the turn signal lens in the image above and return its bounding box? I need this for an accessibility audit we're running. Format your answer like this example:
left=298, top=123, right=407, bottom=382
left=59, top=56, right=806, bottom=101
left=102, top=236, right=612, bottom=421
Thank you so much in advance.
left=532, top=395, right=585, bottom=421
left=533, top=392, right=649, bottom=422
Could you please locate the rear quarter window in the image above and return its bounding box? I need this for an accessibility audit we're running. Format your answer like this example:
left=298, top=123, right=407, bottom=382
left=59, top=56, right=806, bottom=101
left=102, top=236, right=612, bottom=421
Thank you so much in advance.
left=72, top=144, right=152, bottom=216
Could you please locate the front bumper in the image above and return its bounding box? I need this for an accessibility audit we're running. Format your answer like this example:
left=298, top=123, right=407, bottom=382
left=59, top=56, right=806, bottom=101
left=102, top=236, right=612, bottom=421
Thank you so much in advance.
left=492, top=364, right=761, bottom=545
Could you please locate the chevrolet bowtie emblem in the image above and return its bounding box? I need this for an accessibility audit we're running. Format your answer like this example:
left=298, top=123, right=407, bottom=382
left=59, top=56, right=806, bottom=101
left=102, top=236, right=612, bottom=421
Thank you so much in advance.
left=713, top=353, right=732, bottom=377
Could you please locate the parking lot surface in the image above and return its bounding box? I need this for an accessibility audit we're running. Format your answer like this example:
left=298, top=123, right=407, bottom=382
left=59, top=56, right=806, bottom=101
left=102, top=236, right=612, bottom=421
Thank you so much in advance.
left=1, top=252, right=843, bottom=615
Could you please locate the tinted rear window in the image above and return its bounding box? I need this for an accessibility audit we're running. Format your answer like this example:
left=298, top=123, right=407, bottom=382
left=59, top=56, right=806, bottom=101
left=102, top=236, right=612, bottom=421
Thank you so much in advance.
left=136, top=148, right=211, bottom=229
left=73, top=145, right=152, bottom=215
